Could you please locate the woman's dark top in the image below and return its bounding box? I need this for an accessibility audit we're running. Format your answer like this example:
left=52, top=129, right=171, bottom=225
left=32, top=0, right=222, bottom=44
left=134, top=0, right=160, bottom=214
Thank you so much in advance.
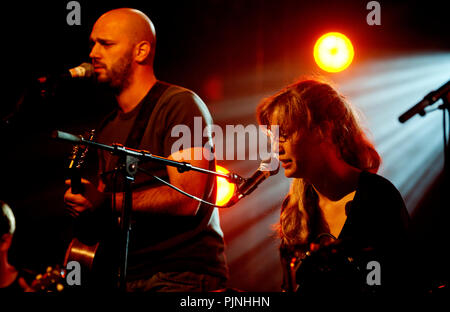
left=291, top=171, right=412, bottom=295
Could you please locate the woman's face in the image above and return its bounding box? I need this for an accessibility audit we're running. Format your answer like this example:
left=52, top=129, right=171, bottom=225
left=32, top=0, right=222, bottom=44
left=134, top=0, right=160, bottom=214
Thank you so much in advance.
left=271, top=109, right=325, bottom=179
left=277, top=131, right=323, bottom=178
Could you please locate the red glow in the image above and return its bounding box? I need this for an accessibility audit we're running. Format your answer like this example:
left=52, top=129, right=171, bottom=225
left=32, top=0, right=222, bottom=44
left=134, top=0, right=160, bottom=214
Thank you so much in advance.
left=216, top=165, right=236, bottom=206
left=314, top=32, right=354, bottom=73
left=203, top=76, right=224, bottom=102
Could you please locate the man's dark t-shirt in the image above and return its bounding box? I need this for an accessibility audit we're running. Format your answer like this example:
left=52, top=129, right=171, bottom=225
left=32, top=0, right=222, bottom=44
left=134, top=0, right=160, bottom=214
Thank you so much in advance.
left=95, top=83, right=228, bottom=281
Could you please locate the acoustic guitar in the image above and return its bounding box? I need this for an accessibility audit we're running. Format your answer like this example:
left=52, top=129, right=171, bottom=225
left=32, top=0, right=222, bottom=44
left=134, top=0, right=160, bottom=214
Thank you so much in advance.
left=63, top=129, right=110, bottom=287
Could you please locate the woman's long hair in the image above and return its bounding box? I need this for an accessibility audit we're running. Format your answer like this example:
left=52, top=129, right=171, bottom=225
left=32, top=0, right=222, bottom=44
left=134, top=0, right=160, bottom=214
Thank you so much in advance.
left=256, top=78, right=381, bottom=252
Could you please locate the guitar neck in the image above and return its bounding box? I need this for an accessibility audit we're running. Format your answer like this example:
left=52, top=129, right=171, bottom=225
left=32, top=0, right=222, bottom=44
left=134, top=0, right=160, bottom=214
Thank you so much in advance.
left=67, top=129, right=95, bottom=194
left=70, top=168, right=83, bottom=194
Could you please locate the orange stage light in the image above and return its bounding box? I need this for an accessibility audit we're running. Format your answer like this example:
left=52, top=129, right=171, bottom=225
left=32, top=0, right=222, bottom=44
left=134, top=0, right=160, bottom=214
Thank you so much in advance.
left=215, top=165, right=236, bottom=206
left=314, top=32, right=354, bottom=73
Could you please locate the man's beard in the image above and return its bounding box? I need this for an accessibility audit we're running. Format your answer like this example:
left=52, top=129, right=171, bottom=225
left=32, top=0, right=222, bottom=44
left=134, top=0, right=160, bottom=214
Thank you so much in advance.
left=98, top=51, right=133, bottom=94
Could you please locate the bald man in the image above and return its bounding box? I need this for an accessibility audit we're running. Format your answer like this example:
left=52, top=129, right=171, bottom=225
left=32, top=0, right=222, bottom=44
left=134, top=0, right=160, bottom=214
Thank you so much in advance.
left=64, top=8, right=228, bottom=291
left=0, top=201, right=33, bottom=291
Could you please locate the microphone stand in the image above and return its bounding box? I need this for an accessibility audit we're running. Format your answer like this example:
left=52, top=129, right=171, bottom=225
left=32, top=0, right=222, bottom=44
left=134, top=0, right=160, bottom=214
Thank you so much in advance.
left=52, top=130, right=243, bottom=291
left=398, top=81, right=450, bottom=181
left=1, top=86, right=31, bottom=130
left=2, top=75, right=62, bottom=131
left=399, top=82, right=450, bottom=293
left=441, top=95, right=449, bottom=180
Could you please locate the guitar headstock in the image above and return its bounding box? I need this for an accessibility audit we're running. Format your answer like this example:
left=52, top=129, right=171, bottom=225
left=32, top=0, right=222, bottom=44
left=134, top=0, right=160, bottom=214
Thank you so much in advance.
left=31, top=265, right=66, bottom=292
left=67, top=129, right=95, bottom=194
left=68, top=129, right=95, bottom=170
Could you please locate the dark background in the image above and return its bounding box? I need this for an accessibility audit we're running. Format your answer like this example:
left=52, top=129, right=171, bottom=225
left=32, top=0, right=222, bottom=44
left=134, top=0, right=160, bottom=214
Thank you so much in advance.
left=1, top=0, right=449, bottom=292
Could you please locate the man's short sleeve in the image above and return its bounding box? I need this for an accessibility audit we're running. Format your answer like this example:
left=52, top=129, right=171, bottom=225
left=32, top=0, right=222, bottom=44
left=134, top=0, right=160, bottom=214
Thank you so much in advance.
left=160, top=90, right=214, bottom=158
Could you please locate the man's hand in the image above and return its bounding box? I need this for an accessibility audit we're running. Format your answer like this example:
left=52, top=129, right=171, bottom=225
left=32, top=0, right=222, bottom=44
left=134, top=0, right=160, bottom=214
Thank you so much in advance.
left=64, top=178, right=106, bottom=217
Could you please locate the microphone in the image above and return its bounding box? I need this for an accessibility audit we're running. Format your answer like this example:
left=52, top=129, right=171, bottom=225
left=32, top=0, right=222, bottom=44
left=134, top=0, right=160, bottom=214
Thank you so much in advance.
left=399, top=80, right=450, bottom=123
left=237, top=155, right=280, bottom=199
left=51, top=130, right=83, bottom=144
left=38, top=63, right=94, bottom=84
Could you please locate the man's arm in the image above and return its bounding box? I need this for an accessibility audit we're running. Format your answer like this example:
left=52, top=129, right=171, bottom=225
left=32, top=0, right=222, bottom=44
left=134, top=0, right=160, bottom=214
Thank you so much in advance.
left=64, top=147, right=212, bottom=217
left=114, top=147, right=211, bottom=216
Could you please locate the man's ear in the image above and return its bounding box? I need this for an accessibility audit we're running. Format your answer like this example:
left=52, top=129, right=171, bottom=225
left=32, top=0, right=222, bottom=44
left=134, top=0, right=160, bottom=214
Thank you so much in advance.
left=134, top=41, right=151, bottom=63
left=0, top=233, right=12, bottom=252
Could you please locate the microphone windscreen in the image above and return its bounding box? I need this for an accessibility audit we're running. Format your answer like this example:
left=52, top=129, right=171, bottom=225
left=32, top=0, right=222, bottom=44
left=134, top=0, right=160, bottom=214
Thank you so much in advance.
left=52, top=130, right=82, bottom=144
left=78, top=62, right=94, bottom=78
left=69, top=63, right=95, bottom=79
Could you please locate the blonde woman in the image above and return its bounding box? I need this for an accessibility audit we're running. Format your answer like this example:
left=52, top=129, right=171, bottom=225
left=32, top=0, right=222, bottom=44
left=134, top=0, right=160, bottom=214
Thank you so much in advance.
left=257, top=79, right=410, bottom=295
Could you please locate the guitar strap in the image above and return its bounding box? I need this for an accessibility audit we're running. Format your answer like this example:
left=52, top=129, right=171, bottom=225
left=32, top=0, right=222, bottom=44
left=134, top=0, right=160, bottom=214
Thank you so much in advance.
left=96, top=80, right=171, bottom=148
left=124, top=81, right=171, bottom=149
left=96, top=81, right=170, bottom=192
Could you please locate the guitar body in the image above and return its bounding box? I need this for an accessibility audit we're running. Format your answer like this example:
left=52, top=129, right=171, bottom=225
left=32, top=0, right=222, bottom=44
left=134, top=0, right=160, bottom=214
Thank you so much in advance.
left=63, top=229, right=118, bottom=288
left=64, top=238, right=100, bottom=272
left=290, top=237, right=377, bottom=295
